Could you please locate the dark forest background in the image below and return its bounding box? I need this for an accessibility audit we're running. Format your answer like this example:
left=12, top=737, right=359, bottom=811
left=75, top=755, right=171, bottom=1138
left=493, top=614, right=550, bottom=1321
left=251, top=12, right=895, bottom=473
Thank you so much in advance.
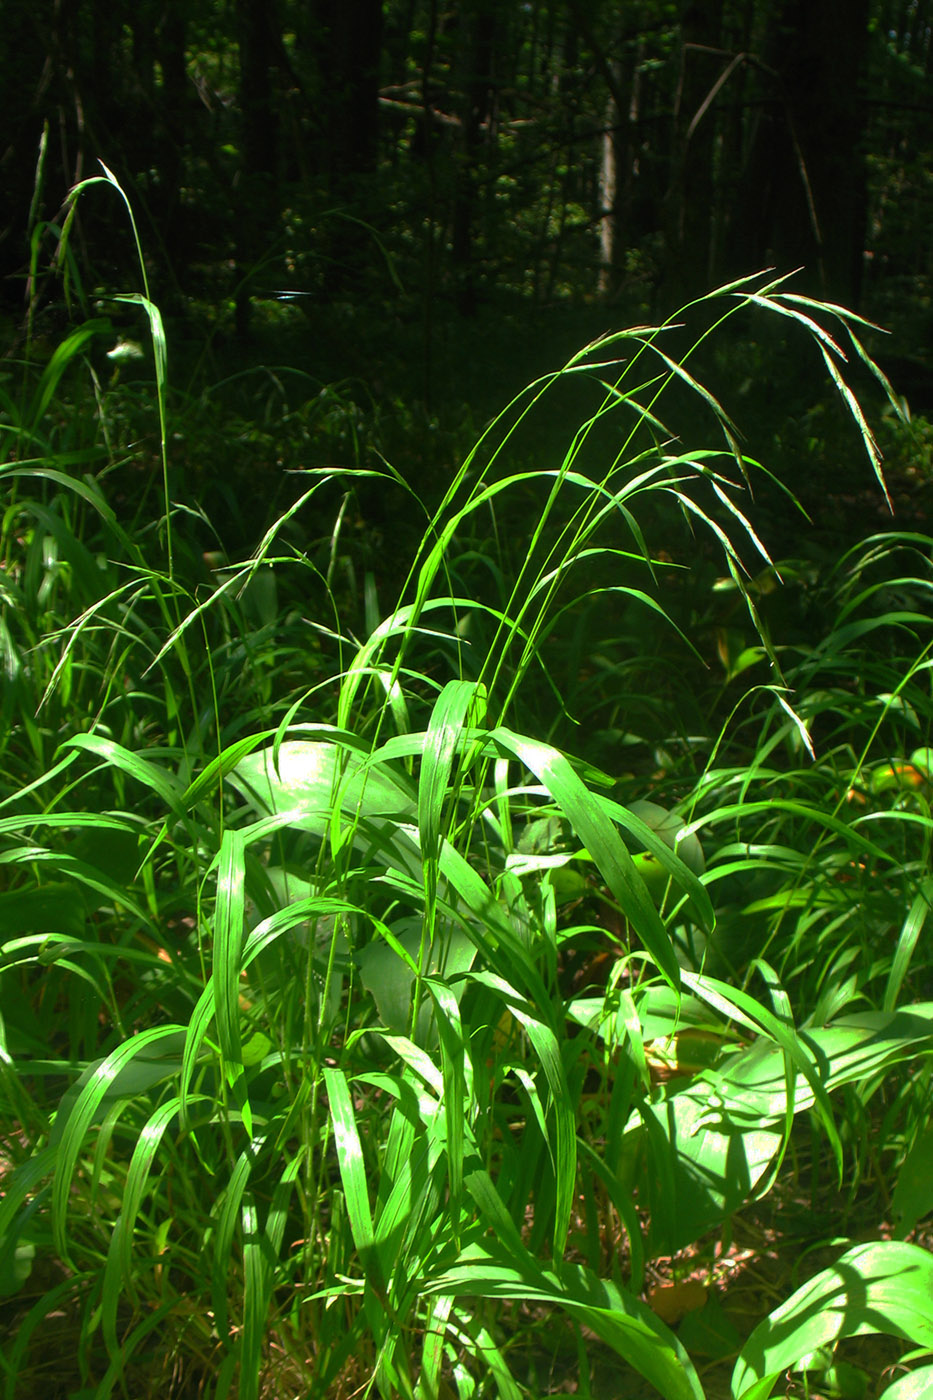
left=2, top=0, right=932, bottom=545
left=3, top=3, right=931, bottom=323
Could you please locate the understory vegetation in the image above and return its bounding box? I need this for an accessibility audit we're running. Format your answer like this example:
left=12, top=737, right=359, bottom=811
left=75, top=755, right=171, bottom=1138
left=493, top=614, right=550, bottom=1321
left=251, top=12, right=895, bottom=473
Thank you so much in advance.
left=3, top=173, right=933, bottom=1400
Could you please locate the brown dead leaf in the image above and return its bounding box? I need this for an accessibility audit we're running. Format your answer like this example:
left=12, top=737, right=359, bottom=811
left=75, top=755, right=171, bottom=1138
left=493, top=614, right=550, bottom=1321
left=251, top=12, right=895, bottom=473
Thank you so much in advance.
left=646, top=1280, right=709, bottom=1324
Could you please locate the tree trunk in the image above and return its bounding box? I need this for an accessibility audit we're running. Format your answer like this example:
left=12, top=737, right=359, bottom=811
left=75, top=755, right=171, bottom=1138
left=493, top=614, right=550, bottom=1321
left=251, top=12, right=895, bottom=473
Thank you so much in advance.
left=235, top=0, right=280, bottom=335
left=300, top=0, right=384, bottom=295
left=598, top=78, right=619, bottom=295
left=0, top=0, right=54, bottom=311
left=727, top=0, right=870, bottom=305
left=663, top=0, right=724, bottom=305
left=450, top=0, right=497, bottom=315
left=323, top=0, right=383, bottom=183
left=155, top=0, right=188, bottom=269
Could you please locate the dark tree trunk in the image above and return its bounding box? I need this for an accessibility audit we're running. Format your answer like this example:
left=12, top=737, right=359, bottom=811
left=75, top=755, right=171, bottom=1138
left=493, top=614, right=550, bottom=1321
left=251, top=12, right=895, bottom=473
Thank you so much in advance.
left=297, top=0, right=383, bottom=295
left=235, top=0, right=280, bottom=335
left=663, top=0, right=725, bottom=305
left=727, top=0, right=870, bottom=305
left=0, top=0, right=127, bottom=317
left=0, top=0, right=55, bottom=311
left=153, top=0, right=188, bottom=269
left=324, top=0, right=383, bottom=182
left=450, top=0, right=497, bottom=315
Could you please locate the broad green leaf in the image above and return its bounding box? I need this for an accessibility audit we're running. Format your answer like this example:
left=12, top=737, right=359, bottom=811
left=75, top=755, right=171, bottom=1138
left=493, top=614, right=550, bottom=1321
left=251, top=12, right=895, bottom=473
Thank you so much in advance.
left=882, top=1365, right=933, bottom=1399
left=682, top=974, right=844, bottom=1173
left=0, top=848, right=150, bottom=926
left=732, top=1241, right=933, bottom=1399
left=601, top=794, right=711, bottom=927
left=629, top=1085, right=783, bottom=1254
left=892, top=1124, right=933, bottom=1239
left=230, top=737, right=421, bottom=877
left=625, top=1004, right=933, bottom=1252
left=677, top=1292, right=744, bottom=1361
left=627, top=798, right=706, bottom=873
left=356, top=918, right=476, bottom=1036
left=232, top=733, right=414, bottom=817
left=0, top=1229, right=35, bottom=1297
left=0, top=882, right=85, bottom=937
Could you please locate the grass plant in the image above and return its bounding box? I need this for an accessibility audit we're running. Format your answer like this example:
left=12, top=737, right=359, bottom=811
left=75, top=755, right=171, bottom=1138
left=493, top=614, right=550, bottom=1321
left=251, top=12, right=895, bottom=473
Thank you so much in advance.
left=2, top=174, right=933, bottom=1400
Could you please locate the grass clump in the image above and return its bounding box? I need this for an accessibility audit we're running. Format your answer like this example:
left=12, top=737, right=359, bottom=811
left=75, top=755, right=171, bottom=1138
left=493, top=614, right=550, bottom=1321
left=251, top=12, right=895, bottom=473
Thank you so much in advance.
left=2, top=175, right=933, bottom=1400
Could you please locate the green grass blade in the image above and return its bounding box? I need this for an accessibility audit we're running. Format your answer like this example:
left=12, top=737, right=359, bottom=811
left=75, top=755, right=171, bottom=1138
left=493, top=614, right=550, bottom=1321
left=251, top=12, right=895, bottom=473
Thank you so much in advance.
left=214, top=828, right=247, bottom=1072
left=468, top=967, right=574, bottom=1260
left=323, top=1066, right=376, bottom=1264
left=419, top=679, right=485, bottom=874
left=212, top=1137, right=266, bottom=1340
left=423, top=975, right=469, bottom=1236
left=49, top=1027, right=185, bottom=1260
left=427, top=1241, right=706, bottom=1400
left=101, top=1093, right=209, bottom=1357
left=488, top=727, right=680, bottom=986
left=239, top=1193, right=264, bottom=1400
left=884, top=877, right=933, bottom=1012
left=417, top=1293, right=454, bottom=1400
left=62, top=734, right=185, bottom=814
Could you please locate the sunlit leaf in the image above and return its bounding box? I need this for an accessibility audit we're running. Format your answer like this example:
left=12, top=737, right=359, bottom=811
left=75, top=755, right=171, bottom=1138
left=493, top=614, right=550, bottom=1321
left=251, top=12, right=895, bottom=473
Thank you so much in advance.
left=732, top=1241, right=933, bottom=1399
